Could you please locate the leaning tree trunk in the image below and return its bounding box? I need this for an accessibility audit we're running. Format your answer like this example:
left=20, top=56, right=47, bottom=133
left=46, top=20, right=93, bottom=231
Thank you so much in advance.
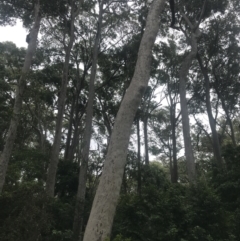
left=72, top=2, right=103, bottom=241
left=46, top=0, right=84, bottom=196
left=82, top=1, right=166, bottom=240
left=197, top=54, right=223, bottom=169
left=0, top=1, right=41, bottom=193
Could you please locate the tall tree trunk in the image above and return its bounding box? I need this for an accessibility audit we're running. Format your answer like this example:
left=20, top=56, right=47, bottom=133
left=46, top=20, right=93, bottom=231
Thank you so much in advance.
left=0, top=1, right=41, bottom=193
left=46, top=0, right=83, bottom=197
left=64, top=96, right=76, bottom=160
left=72, top=2, right=103, bottom=241
left=83, top=1, right=166, bottom=240
left=197, top=54, right=223, bottom=168
left=66, top=65, right=84, bottom=161
left=179, top=22, right=201, bottom=182
left=136, top=118, right=141, bottom=195
left=68, top=122, right=79, bottom=161
left=170, top=105, right=178, bottom=183
left=143, top=116, right=149, bottom=165
left=64, top=97, right=75, bottom=160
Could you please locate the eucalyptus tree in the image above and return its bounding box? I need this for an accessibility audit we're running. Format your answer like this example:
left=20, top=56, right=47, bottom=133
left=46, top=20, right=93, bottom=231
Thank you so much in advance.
left=73, top=0, right=138, bottom=239
left=175, top=0, right=228, bottom=181
left=83, top=0, right=166, bottom=240
left=177, top=2, right=206, bottom=182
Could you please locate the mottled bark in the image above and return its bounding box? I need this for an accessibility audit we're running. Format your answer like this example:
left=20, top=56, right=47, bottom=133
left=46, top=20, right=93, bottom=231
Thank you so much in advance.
left=46, top=0, right=83, bottom=197
left=82, top=1, right=166, bottom=240
left=72, top=2, right=103, bottom=241
left=197, top=54, right=223, bottom=168
left=0, top=1, right=41, bottom=193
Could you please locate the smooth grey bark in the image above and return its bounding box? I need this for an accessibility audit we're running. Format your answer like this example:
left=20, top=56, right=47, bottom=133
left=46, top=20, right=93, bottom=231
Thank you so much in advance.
left=46, top=0, right=83, bottom=197
left=0, top=1, right=42, bottom=193
left=72, top=2, right=103, bottom=241
left=197, top=54, right=223, bottom=168
left=179, top=35, right=197, bottom=181
left=179, top=12, right=203, bottom=182
left=82, top=1, right=166, bottom=240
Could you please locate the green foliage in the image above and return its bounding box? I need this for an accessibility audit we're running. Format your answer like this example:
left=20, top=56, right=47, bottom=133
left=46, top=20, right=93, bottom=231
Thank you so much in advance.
left=55, top=160, right=79, bottom=199
left=0, top=184, right=52, bottom=241
left=113, top=163, right=235, bottom=241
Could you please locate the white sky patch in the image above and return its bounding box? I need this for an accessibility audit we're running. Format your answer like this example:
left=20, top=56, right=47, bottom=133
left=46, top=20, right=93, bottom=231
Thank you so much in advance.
left=0, top=20, right=27, bottom=47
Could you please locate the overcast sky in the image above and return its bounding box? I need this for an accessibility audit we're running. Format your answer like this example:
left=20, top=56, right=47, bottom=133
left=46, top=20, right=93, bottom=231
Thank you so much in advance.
left=0, top=20, right=27, bottom=47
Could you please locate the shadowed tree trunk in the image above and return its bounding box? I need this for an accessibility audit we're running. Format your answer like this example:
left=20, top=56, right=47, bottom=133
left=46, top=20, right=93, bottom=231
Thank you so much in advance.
left=170, top=104, right=178, bottom=183
left=166, top=74, right=179, bottom=183
left=0, top=0, right=42, bottom=193
left=46, top=0, right=83, bottom=197
left=64, top=96, right=76, bottom=160
left=66, top=63, right=87, bottom=161
left=72, top=2, right=103, bottom=240
left=82, top=1, right=166, bottom=240
left=136, top=117, right=141, bottom=195
left=143, top=116, right=149, bottom=165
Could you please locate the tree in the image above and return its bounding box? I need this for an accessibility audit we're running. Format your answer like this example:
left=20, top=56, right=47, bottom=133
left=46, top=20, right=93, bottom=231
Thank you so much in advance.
left=177, top=2, right=206, bottom=182
left=83, top=0, right=166, bottom=240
